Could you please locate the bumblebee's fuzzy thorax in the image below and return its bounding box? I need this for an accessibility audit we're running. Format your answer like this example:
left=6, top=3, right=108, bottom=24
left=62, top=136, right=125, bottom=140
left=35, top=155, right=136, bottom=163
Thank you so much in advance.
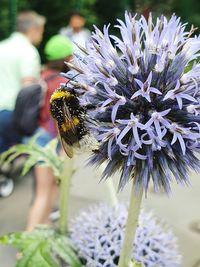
left=50, top=88, right=82, bottom=122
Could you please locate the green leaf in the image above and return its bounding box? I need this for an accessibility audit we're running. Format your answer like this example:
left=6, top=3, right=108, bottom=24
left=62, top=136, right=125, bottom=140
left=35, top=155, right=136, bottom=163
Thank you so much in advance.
left=0, top=225, right=81, bottom=267
left=21, top=156, right=39, bottom=176
left=40, top=244, right=60, bottom=267
left=0, top=232, right=29, bottom=249
left=52, top=237, right=82, bottom=267
left=15, top=242, right=40, bottom=267
left=0, top=135, right=64, bottom=179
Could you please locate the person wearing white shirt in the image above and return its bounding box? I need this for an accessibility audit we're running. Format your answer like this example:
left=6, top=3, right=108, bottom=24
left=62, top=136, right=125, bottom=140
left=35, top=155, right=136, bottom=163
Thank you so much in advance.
left=59, top=11, right=90, bottom=52
left=0, top=11, right=45, bottom=152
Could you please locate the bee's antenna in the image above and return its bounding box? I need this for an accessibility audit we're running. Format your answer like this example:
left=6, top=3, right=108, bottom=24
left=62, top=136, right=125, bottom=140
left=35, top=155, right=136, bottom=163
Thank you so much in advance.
left=60, top=72, right=80, bottom=85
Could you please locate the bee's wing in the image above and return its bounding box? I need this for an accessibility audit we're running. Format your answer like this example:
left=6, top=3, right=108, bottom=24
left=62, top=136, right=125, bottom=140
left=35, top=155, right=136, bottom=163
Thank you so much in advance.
left=60, top=134, right=74, bottom=158
left=63, top=101, right=80, bottom=149
left=63, top=101, right=76, bottom=134
left=55, top=122, right=74, bottom=158
left=58, top=100, right=81, bottom=158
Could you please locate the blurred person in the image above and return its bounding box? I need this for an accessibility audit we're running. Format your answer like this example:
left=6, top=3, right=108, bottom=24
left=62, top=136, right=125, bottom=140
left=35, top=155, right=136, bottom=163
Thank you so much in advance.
left=26, top=35, right=73, bottom=231
left=0, top=11, right=45, bottom=152
left=59, top=11, right=90, bottom=52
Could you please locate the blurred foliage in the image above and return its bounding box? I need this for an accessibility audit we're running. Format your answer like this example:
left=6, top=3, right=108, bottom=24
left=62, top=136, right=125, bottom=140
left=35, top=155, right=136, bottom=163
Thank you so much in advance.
left=135, top=0, right=200, bottom=33
left=1, top=0, right=200, bottom=56
left=0, top=225, right=81, bottom=267
left=135, top=0, right=174, bottom=16
left=94, top=0, right=131, bottom=30
left=0, top=0, right=10, bottom=39
left=0, top=136, right=63, bottom=179
left=173, top=0, right=200, bottom=32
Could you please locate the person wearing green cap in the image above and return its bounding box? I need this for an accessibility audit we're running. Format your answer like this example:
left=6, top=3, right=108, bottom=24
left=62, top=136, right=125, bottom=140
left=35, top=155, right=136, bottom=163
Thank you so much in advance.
left=26, top=35, right=73, bottom=231
left=44, top=34, right=73, bottom=61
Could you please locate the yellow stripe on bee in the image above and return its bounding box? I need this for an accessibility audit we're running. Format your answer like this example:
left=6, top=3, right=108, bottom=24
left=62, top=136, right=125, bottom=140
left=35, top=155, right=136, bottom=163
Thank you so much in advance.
left=61, top=123, right=68, bottom=132
left=73, top=117, right=80, bottom=125
left=61, top=117, right=80, bottom=132
left=50, top=89, right=71, bottom=103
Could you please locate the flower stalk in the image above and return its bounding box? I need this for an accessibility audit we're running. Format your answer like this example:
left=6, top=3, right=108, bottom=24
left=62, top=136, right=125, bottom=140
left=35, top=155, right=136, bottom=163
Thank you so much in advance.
left=59, top=157, right=73, bottom=235
left=118, top=181, right=143, bottom=267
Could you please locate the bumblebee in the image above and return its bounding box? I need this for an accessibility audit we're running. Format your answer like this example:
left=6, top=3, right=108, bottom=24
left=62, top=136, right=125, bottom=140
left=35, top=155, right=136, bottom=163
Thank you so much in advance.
left=50, top=87, right=98, bottom=158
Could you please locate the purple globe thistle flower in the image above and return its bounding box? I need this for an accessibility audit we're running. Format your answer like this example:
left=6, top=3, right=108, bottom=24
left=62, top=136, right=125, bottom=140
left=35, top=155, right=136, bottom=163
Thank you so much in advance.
left=65, top=13, right=200, bottom=193
left=70, top=204, right=181, bottom=267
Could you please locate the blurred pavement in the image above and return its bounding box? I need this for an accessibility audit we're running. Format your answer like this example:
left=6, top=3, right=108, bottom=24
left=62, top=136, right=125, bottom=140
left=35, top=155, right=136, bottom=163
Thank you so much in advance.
left=0, top=153, right=200, bottom=267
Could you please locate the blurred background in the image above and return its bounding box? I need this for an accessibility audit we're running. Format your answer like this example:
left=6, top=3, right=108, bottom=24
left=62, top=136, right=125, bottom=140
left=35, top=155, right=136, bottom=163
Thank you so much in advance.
left=0, top=0, right=200, bottom=267
left=1, top=0, right=200, bottom=60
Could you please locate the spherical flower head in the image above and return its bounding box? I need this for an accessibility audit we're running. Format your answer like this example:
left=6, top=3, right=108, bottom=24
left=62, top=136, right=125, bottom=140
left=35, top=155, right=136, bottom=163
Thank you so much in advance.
left=66, top=12, right=200, bottom=193
left=70, top=203, right=181, bottom=267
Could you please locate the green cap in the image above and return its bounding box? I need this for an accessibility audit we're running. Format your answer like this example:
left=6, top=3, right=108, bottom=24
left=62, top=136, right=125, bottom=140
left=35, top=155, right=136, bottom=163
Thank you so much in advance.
left=44, top=35, right=73, bottom=60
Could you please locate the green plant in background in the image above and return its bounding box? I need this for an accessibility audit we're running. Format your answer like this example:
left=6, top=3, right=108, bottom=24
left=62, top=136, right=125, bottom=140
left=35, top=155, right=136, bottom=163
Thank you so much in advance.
left=0, top=136, right=80, bottom=267
left=2, top=0, right=200, bottom=42
left=0, top=136, right=62, bottom=178
left=9, top=0, right=18, bottom=33
left=173, top=0, right=200, bottom=32
left=0, top=225, right=81, bottom=267
left=2, top=0, right=200, bottom=63
left=93, top=0, right=132, bottom=33
left=135, top=0, right=175, bottom=16
left=0, top=0, right=11, bottom=39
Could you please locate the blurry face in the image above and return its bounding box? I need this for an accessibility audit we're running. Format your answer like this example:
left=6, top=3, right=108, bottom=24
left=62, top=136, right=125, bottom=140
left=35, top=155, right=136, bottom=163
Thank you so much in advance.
left=30, top=25, right=44, bottom=46
left=69, top=15, right=85, bottom=32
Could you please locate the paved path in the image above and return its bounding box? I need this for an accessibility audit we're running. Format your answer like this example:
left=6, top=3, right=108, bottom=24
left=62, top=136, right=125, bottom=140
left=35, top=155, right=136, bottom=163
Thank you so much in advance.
left=0, top=154, right=200, bottom=267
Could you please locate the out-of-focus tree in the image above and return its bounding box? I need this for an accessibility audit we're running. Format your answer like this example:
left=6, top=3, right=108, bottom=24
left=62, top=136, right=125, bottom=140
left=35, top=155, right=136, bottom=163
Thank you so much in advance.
left=174, top=0, right=200, bottom=33
left=94, top=0, right=128, bottom=29
left=0, top=0, right=29, bottom=39
left=1, top=0, right=200, bottom=45
left=135, top=0, right=174, bottom=17
left=135, top=0, right=200, bottom=34
left=0, top=0, right=10, bottom=39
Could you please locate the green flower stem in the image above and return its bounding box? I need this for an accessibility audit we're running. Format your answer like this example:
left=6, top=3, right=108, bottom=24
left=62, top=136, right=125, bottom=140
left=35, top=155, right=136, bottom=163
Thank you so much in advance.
left=118, top=181, right=143, bottom=267
left=59, top=157, right=73, bottom=235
